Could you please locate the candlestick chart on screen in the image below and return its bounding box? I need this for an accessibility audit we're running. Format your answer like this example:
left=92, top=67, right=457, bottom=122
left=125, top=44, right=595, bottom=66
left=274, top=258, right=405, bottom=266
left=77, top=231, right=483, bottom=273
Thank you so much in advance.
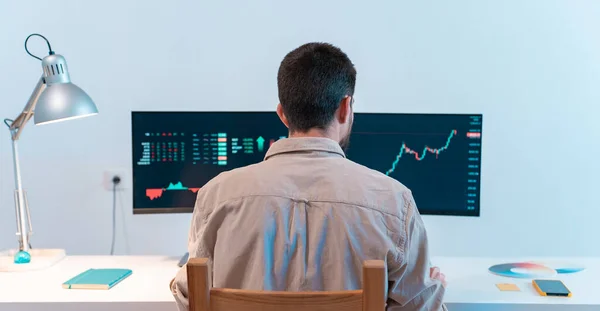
left=345, top=113, right=482, bottom=216
left=384, top=129, right=457, bottom=175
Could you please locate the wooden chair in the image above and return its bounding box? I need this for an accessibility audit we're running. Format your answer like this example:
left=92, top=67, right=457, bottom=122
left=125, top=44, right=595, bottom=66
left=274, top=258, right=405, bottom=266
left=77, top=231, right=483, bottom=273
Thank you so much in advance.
left=186, top=258, right=386, bottom=311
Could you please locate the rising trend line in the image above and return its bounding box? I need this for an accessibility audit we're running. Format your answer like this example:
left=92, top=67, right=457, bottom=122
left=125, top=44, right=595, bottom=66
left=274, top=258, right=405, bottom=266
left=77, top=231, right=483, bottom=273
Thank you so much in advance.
left=385, top=130, right=457, bottom=176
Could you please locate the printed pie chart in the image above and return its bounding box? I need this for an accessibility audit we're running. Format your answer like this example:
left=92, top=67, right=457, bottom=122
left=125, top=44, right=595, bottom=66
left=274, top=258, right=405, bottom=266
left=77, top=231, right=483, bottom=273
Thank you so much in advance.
left=529, top=261, right=586, bottom=274
left=488, top=262, right=557, bottom=278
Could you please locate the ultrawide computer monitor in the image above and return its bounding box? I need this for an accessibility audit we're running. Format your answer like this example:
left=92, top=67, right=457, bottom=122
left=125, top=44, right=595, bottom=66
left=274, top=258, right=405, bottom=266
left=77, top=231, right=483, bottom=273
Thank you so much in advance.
left=132, top=112, right=482, bottom=216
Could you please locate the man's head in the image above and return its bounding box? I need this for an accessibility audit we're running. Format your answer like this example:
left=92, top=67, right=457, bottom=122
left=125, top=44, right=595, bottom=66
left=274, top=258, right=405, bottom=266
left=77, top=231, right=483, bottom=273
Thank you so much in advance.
left=276, top=42, right=356, bottom=150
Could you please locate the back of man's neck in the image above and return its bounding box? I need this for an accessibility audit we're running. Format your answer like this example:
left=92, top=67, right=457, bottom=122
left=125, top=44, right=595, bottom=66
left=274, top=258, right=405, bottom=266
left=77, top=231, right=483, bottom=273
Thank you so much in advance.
left=288, top=129, right=338, bottom=141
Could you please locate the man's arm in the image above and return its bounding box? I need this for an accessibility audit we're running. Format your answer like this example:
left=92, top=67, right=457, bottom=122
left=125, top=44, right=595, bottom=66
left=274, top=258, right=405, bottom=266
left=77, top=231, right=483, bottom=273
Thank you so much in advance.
left=171, top=191, right=207, bottom=311
left=387, top=191, right=446, bottom=311
left=172, top=264, right=190, bottom=311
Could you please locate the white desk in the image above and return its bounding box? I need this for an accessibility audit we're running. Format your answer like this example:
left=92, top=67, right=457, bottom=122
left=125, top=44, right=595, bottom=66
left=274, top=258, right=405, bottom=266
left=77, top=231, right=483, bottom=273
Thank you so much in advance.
left=0, top=256, right=179, bottom=311
left=440, top=257, right=599, bottom=311
left=0, top=256, right=598, bottom=311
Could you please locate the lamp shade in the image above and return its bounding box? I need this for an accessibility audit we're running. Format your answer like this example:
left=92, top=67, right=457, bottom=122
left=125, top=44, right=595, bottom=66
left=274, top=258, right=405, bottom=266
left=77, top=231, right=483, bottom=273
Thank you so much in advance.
left=34, top=83, right=98, bottom=125
left=34, top=53, right=98, bottom=125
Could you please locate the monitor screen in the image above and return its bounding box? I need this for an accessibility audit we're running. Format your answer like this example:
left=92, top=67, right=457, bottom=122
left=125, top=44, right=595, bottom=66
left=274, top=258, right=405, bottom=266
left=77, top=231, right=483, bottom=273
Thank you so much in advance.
left=132, top=112, right=482, bottom=216
left=346, top=113, right=482, bottom=216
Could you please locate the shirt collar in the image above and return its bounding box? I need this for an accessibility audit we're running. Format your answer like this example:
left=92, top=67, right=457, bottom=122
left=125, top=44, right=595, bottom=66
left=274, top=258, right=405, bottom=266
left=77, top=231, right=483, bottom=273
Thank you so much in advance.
left=264, top=137, right=346, bottom=160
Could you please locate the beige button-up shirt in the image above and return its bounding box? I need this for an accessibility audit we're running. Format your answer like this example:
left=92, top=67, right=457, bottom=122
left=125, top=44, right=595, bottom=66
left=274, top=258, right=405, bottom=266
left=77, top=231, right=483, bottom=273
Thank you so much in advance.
left=172, top=137, right=446, bottom=310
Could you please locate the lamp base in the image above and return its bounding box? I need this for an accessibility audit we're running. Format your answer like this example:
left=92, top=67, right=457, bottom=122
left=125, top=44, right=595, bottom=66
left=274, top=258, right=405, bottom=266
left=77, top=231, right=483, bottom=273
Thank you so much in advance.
left=0, top=248, right=66, bottom=272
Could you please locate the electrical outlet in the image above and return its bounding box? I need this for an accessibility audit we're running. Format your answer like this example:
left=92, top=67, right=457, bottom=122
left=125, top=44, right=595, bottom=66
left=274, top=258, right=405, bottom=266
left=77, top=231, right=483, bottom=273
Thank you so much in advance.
left=103, top=169, right=128, bottom=191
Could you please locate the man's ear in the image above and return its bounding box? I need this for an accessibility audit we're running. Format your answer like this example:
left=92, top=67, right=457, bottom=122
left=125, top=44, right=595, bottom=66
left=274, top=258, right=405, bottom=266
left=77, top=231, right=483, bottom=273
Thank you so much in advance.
left=337, top=96, right=352, bottom=124
left=277, top=103, right=290, bottom=129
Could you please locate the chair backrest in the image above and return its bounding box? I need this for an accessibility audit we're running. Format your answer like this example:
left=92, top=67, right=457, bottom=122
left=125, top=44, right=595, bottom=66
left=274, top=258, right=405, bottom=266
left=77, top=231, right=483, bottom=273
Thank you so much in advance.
left=186, top=258, right=386, bottom=311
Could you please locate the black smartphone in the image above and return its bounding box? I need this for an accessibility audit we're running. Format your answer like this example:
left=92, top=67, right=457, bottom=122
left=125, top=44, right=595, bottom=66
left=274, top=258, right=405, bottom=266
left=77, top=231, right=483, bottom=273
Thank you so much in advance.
left=532, top=279, right=571, bottom=297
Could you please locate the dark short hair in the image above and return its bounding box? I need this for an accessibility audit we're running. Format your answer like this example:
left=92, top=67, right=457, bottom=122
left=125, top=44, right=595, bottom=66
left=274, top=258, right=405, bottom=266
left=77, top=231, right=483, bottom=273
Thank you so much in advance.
left=277, top=42, right=356, bottom=132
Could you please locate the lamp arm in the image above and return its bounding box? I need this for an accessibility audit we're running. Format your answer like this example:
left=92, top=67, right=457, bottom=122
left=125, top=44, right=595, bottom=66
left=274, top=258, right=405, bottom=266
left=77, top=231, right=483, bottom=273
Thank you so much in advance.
left=9, top=76, right=46, bottom=141
left=4, top=75, right=46, bottom=253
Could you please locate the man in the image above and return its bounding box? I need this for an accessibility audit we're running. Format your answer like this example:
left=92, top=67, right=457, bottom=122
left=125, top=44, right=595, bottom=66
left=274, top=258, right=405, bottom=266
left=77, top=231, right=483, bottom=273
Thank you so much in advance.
left=172, top=42, right=446, bottom=310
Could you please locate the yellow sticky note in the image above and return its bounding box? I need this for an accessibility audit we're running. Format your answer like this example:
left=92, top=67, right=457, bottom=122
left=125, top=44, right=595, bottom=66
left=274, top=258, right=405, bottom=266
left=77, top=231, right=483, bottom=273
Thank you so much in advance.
left=496, top=283, right=520, bottom=291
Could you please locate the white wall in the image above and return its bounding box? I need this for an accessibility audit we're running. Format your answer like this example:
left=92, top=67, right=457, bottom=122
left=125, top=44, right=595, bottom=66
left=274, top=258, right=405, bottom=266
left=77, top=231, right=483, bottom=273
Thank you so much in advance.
left=1, top=0, right=599, bottom=258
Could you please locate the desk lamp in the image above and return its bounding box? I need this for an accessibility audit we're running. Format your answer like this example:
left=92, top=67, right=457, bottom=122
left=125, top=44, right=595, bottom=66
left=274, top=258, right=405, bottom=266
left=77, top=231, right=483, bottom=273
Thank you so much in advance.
left=3, top=34, right=98, bottom=266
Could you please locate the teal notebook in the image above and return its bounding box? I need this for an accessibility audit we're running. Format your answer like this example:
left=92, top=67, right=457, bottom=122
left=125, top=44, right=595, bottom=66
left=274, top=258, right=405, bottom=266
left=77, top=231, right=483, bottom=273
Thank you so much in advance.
left=62, top=268, right=132, bottom=289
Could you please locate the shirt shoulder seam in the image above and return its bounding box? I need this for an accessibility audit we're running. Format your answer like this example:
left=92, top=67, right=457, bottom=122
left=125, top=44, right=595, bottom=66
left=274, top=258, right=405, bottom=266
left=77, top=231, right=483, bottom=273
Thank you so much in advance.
left=214, top=193, right=405, bottom=220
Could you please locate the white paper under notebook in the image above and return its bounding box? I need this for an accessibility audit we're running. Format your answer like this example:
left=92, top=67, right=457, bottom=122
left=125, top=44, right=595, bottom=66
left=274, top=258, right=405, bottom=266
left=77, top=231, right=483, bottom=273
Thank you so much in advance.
left=0, top=249, right=66, bottom=272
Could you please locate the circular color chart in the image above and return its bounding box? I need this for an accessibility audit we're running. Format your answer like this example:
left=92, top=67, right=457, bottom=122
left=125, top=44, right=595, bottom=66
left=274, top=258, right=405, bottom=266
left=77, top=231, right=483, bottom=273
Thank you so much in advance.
left=488, top=262, right=557, bottom=278
left=530, top=261, right=586, bottom=274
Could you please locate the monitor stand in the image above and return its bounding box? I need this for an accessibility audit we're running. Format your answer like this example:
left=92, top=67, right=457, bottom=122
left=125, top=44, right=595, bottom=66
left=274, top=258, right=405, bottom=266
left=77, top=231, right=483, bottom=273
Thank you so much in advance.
left=178, top=252, right=189, bottom=267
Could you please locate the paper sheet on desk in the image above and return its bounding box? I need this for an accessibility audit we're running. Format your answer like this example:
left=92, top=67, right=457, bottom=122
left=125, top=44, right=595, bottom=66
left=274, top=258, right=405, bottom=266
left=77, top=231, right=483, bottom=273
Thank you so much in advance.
left=0, top=249, right=66, bottom=272
left=496, top=283, right=521, bottom=291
